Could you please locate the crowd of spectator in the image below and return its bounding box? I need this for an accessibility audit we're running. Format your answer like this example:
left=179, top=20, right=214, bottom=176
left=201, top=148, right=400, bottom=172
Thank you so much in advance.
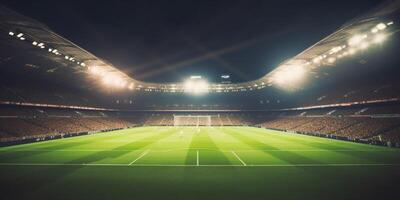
left=1, top=102, right=400, bottom=147
left=257, top=105, right=400, bottom=146
left=0, top=107, right=142, bottom=142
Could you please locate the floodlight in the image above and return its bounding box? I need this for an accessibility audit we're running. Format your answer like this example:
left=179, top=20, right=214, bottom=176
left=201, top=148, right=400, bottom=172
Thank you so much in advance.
left=32, top=41, right=38, bottom=46
left=221, top=74, right=230, bottom=79
left=16, top=33, right=23, bottom=38
left=8, top=31, right=14, bottom=36
left=274, top=65, right=305, bottom=86
left=376, top=23, right=386, bottom=30
left=190, top=75, right=202, bottom=79
left=102, top=74, right=126, bottom=88
left=330, top=46, right=342, bottom=54
left=312, top=57, right=321, bottom=64
left=327, top=57, right=336, bottom=63
left=348, top=35, right=365, bottom=46
left=184, top=79, right=209, bottom=94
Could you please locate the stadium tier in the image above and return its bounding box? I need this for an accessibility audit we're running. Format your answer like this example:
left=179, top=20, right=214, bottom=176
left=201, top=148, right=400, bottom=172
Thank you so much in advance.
left=1, top=103, right=400, bottom=146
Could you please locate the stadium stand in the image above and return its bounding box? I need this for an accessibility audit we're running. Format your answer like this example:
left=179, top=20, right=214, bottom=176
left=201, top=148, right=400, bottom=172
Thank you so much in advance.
left=2, top=101, right=400, bottom=147
left=0, top=106, right=142, bottom=143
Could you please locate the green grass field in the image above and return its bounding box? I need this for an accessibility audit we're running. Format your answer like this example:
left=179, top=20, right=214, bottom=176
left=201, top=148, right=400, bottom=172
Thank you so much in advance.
left=1, top=126, right=400, bottom=200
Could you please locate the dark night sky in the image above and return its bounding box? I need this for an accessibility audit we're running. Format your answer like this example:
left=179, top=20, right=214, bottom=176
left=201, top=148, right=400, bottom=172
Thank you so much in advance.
left=0, top=0, right=382, bottom=83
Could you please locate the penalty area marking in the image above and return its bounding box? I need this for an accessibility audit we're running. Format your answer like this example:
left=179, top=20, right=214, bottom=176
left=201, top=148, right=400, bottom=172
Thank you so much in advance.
left=128, top=150, right=149, bottom=165
left=231, top=151, right=246, bottom=166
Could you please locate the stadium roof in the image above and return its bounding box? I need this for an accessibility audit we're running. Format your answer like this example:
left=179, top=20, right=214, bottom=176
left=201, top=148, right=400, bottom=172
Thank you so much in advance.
left=0, top=1, right=399, bottom=93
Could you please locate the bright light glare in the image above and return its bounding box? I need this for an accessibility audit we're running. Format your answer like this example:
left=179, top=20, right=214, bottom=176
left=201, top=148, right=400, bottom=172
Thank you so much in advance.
left=330, top=46, right=342, bottom=54
left=327, top=57, right=336, bottom=63
left=348, top=35, right=366, bottom=46
left=376, top=23, right=386, bottom=30
left=88, top=66, right=105, bottom=76
left=190, top=75, right=202, bottom=79
left=373, top=33, right=386, bottom=44
left=312, top=57, right=321, bottom=64
left=184, top=79, right=209, bottom=94
left=274, top=65, right=305, bottom=86
left=128, top=82, right=135, bottom=90
left=348, top=48, right=357, bottom=55
left=359, top=42, right=369, bottom=49
left=102, top=74, right=126, bottom=88
left=221, top=74, right=230, bottom=79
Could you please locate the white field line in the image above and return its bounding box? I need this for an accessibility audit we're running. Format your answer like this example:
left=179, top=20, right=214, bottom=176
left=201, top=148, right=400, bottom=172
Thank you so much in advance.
left=0, top=163, right=128, bottom=166
left=2, top=148, right=397, bottom=153
left=197, top=150, right=199, bottom=166
left=128, top=150, right=149, bottom=165
left=231, top=151, right=246, bottom=166
left=0, top=163, right=399, bottom=167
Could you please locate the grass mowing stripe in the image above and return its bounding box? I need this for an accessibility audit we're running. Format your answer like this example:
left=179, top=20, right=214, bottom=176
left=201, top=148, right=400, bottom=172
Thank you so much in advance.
left=2, top=148, right=396, bottom=152
left=61, top=129, right=176, bottom=165
left=1, top=126, right=399, bottom=200
left=185, top=128, right=232, bottom=165
left=0, top=162, right=399, bottom=167
left=224, top=127, right=325, bottom=165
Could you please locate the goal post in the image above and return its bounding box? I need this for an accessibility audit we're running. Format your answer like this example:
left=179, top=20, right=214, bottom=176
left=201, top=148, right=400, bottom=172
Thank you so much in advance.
left=173, top=115, right=212, bottom=126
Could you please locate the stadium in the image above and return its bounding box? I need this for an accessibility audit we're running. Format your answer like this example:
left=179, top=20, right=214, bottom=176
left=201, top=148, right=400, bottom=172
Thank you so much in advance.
left=1, top=0, right=400, bottom=199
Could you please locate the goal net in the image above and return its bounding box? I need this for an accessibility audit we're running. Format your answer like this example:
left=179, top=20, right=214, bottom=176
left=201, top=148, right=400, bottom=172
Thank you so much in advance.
left=173, top=115, right=212, bottom=127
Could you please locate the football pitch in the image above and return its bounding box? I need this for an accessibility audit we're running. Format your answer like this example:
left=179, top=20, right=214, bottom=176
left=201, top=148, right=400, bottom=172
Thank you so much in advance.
left=0, top=126, right=400, bottom=200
